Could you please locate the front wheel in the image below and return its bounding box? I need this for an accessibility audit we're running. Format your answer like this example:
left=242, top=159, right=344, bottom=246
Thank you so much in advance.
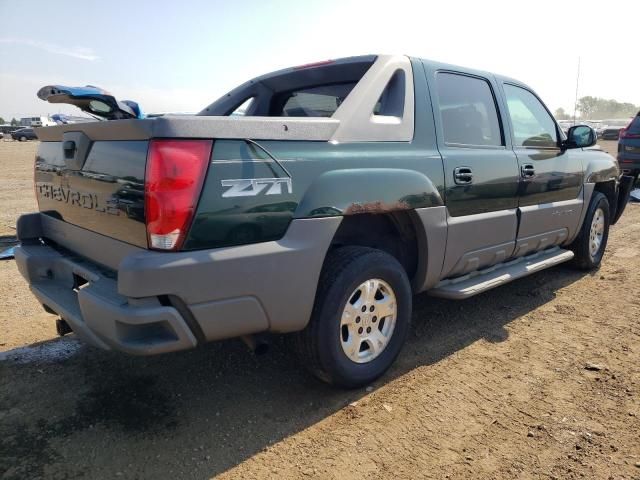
left=19, top=136, right=27, bottom=142
left=569, top=191, right=610, bottom=270
left=291, top=246, right=412, bottom=388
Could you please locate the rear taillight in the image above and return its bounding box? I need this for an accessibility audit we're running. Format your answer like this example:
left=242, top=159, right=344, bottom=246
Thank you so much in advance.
left=620, top=128, right=640, bottom=139
left=145, top=139, right=212, bottom=251
left=619, top=118, right=640, bottom=139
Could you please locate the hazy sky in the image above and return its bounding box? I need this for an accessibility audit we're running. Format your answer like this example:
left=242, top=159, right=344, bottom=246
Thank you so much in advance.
left=1, top=0, right=638, bottom=120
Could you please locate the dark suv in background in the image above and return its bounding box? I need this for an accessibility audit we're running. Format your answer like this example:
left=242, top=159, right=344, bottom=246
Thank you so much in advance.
left=618, top=112, right=640, bottom=181
left=11, top=127, right=38, bottom=141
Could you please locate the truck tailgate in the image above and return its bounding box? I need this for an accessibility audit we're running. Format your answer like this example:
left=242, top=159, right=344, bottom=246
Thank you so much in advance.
left=35, top=139, right=149, bottom=248
left=33, top=115, right=339, bottom=249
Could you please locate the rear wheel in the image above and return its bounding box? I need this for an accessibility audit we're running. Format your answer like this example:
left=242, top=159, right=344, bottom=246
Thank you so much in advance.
left=569, top=192, right=610, bottom=270
left=291, top=246, right=412, bottom=388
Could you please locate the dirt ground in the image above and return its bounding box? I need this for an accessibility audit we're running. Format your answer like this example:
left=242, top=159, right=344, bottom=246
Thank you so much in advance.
left=0, top=140, right=638, bottom=480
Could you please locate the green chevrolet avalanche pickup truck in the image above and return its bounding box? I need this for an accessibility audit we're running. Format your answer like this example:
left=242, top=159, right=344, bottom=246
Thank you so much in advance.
left=16, top=55, right=634, bottom=387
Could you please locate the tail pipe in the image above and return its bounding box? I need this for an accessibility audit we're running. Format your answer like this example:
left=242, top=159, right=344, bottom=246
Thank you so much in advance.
left=240, top=334, right=270, bottom=355
left=56, top=318, right=73, bottom=336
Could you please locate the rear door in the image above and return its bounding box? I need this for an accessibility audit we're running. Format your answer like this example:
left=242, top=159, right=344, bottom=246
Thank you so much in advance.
left=499, top=83, right=584, bottom=256
left=424, top=65, right=520, bottom=279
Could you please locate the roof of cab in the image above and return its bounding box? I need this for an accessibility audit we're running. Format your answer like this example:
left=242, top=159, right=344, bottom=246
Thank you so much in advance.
left=414, top=56, right=530, bottom=89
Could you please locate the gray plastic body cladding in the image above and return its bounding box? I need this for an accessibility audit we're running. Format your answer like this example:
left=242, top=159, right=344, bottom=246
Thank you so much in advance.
left=79, top=291, right=197, bottom=355
left=429, top=247, right=575, bottom=299
left=16, top=213, right=341, bottom=350
left=515, top=186, right=590, bottom=255
left=513, top=229, right=569, bottom=257
left=412, top=206, right=448, bottom=292
left=190, top=297, right=269, bottom=341
left=35, top=119, right=152, bottom=142
left=330, top=55, right=415, bottom=142
left=152, top=116, right=340, bottom=141
left=14, top=244, right=109, bottom=350
left=440, top=209, right=518, bottom=279
left=13, top=243, right=197, bottom=354
left=118, top=217, right=342, bottom=334
left=35, top=116, right=340, bottom=142
left=17, top=213, right=144, bottom=271
left=415, top=185, right=592, bottom=287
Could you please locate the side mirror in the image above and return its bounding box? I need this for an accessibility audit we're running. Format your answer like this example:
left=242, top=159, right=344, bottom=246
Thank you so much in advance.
left=565, top=125, right=597, bottom=149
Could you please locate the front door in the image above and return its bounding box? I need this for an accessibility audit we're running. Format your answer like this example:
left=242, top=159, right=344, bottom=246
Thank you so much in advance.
left=425, top=67, right=521, bottom=279
left=501, top=84, right=584, bottom=257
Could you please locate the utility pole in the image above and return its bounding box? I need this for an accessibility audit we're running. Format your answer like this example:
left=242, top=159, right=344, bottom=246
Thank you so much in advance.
left=573, top=57, right=581, bottom=124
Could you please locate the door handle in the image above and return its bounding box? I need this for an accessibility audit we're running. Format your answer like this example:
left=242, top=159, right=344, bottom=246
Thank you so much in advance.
left=521, top=164, right=535, bottom=178
left=453, top=166, right=473, bottom=185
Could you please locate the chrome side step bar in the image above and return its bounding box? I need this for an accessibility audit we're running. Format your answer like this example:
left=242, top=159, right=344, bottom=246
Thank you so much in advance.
left=428, top=247, right=574, bottom=300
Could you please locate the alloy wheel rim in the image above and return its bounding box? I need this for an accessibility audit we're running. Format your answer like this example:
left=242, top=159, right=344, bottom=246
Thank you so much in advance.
left=589, top=207, right=605, bottom=258
left=339, top=278, right=397, bottom=364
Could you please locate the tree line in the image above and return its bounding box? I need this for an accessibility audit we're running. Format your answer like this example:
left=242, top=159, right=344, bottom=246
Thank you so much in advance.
left=0, top=117, right=21, bottom=126
left=555, top=97, right=639, bottom=120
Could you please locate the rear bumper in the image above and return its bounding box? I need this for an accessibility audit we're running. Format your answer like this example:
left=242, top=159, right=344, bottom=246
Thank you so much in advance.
left=15, top=243, right=197, bottom=354
left=617, top=151, right=640, bottom=176
left=15, top=213, right=340, bottom=355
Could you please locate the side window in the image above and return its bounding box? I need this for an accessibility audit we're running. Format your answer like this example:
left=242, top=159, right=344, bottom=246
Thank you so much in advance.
left=503, top=84, right=558, bottom=148
left=373, top=69, right=405, bottom=117
left=435, top=72, right=503, bottom=147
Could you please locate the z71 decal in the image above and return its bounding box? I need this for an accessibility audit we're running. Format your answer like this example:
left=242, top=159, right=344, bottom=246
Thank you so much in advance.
left=221, top=177, right=292, bottom=198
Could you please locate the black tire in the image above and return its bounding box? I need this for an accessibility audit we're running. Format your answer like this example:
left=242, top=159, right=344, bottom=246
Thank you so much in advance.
left=569, top=191, right=610, bottom=270
left=19, top=136, right=26, bottom=142
left=291, top=246, right=412, bottom=388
